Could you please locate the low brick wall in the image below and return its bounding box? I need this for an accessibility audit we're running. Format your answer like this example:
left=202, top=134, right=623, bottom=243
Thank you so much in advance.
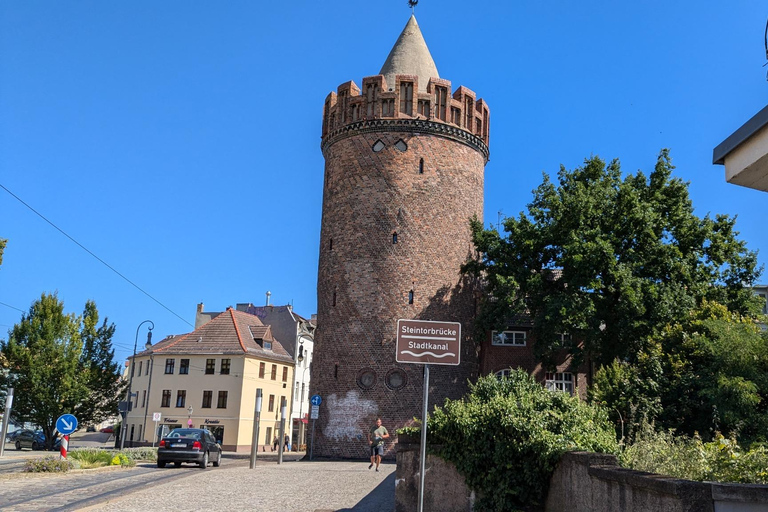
left=395, top=441, right=474, bottom=512
left=545, top=452, right=768, bottom=512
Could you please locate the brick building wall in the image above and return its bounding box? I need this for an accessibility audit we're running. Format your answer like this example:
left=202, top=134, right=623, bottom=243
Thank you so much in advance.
left=312, top=76, right=490, bottom=458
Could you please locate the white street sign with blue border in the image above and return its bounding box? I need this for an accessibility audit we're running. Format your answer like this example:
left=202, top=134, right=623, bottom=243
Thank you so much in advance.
left=310, top=395, right=322, bottom=406
left=56, top=414, right=78, bottom=435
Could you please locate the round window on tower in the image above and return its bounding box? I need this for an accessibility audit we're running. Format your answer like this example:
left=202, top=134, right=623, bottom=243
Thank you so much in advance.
left=385, top=369, right=407, bottom=390
left=357, top=368, right=377, bottom=390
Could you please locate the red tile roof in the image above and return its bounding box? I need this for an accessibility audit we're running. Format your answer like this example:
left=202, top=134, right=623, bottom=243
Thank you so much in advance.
left=135, top=308, right=293, bottom=364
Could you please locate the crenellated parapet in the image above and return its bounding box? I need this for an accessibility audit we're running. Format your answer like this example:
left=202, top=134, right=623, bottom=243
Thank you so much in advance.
left=321, top=74, right=490, bottom=160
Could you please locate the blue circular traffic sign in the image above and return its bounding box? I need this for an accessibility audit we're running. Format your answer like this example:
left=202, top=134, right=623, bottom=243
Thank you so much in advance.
left=310, top=395, right=322, bottom=406
left=56, top=414, right=78, bottom=435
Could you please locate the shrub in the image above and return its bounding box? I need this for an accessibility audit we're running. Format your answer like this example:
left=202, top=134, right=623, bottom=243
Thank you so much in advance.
left=119, top=446, right=157, bottom=462
left=23, top=456, right=73, bottom=473
left=621, top=421, right=768, bottom=484
left=110, top=453, right=134, bottom=466
left=427, top=370, right=618, bottom=511
left=68, top=448, right=114, bottom=468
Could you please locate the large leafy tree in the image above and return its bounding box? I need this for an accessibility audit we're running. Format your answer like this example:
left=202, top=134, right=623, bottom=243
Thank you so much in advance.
left=466, top=150, right=762, bottom=368
left=0, top=293, right=122, bottom=447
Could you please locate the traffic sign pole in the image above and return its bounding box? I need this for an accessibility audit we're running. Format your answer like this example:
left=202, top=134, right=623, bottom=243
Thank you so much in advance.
left=60, top=435, right=69, bottom=459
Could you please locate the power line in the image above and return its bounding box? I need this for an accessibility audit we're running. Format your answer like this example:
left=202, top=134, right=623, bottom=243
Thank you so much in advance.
left=0, top=183, right=193, bottom=328
left=0, top=301, right=24, bottom=313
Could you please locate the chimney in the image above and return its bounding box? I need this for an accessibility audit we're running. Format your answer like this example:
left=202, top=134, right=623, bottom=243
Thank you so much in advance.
left=197, top=302, right=204, bottom=314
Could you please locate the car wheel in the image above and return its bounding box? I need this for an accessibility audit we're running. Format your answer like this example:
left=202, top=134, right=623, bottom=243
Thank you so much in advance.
left=212, top=450, right=221, bottom=467
left=31, top=441, right=40, bottom=450
left=157, top=460, right=166, bottom=468
left=174, top=461, right=181, bottom=467
left=15, top=441, right=21, bottom=451
left=199, top=451, right=209, bottom=469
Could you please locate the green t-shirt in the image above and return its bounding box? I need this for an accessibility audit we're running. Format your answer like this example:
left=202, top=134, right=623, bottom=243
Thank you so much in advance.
left=370, top=425, right=388, bottom=447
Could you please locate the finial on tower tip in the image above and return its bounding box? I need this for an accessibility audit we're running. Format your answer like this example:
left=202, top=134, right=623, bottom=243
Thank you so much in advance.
left=408, top=0, right=418, bottom=14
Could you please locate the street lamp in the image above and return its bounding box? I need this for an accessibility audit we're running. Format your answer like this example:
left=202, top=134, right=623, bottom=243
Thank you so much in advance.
left=141, top=338, right=155, bottom=446
left=121, top=320, right=154, bottom=450
left=187, top=405, right=194, bottom=427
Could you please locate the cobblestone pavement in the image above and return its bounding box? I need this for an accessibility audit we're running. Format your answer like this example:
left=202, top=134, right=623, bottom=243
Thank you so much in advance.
left=0, top=452, right=396, bottom=512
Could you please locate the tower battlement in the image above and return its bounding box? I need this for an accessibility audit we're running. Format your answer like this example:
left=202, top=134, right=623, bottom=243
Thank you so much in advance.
left=321, top=74, right=490, bottom=159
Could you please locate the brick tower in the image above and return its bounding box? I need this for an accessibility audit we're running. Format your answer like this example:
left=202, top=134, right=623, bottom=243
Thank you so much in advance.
left=312, top=15, right=490, bottom=458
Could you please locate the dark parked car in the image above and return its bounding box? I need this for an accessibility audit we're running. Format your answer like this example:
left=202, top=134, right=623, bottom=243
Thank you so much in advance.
left=7, top=429, right=33, bottom=444
left=14, top=430, right=61, bottom=451
left=157, top=428, right=221, bottom=469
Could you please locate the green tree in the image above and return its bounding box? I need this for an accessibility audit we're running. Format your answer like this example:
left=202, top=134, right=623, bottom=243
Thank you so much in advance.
left=0, top=293, right=122, bottom=447
left=0, top=238, right=6, bottom=267
left=465, top=150, right=762, bottom=368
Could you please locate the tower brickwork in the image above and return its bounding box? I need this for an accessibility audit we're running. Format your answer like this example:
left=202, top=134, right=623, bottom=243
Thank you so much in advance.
left=312, top=16, right=490, bottom=459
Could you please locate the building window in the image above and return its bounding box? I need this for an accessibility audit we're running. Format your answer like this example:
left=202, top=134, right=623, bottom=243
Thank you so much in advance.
left=294, top=382, right=300, bottom=401
left=282, top=366, right=288, bottom=382
left=161, top=390, right=171, bottom=407
left=545, top=372, right=574, bottom=395
left=419, top=158, right=424, bottom=174
left=559, top=333, right=573, bottom=343
left=394, top=139, right=407, bottom=152
left=393, top=232, right=398, bottom=244
left=271, top=364, right=277, bottom=380
left=491, top=330, right=527, bottom=346
left=146, top=362, right=150, bottom=376
left=263, top=340, right=272, bottom=350
left=202, top=390, right=212, bottom=408
left=465, top=97, right=473, bottom=128
left=357, top=368, right=376, bottom=390
left=176, top=390, right=186, bottom=408
left=301, top=382, right=306, bottom=403
left=138, top=361, right=142, bottom=376
left=131, top=362, right=135, bottom=378
left=334, top=363, right=338, bottom=379
left=329, top=238, right=333, bottom=251
left=217, top=391, right=228, bottom=409
left=268, top=394, right=275, bottom=412
left=495, top=369, right=512, bottom=379
left=381, top=99, right=394, bottom=116
left=385, top=369, right=407, bottom=390
left=372, top=139, right=385, bottom=152
left=451, top=107, right=461, bottom=125
left=366, top=84, right=377, bottom=117
left=435, top=86, right=447, bottom=121
left=141, top=390, right=146, bottom=408
left=400, top=82, right=413, bottom=115
left=179, top=359, right=189, bottom=375
left=332, top=291, right=337, bottom=306
left=164, top=359, right=175, bottom=374
left=351, top=103, right=360, bottom=122
left=205, top=359, right=215, bottom=375
left=417, top=99, right=430, bottom=117
left=220, top=359, right=231, bottom=375
left=259, top=362, right=265, bottom=378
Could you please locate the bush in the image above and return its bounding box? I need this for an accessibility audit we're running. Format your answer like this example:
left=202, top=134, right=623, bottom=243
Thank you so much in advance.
left=68, top=448, right=114, bottom=468
left=23, top=456, right=73, bottom=473
left=119, top=446, right=157, bottom=462
left=621, top=421, right=768, bottom=484
left=427, top=370, right=618, bottom=511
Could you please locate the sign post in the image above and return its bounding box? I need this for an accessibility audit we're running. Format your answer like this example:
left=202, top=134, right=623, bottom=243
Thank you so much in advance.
left=395, top=319, right=461, bottom=512
left=0, top=387, right=14, bottom=457
left=55, top=414, right=78, bottom=460
left=152, top=413, right=161, bottom=447
left=309, top=395, right=321, bottom=461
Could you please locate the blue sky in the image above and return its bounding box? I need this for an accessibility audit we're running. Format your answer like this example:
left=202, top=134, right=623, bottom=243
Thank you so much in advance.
left=1, top=1, right=766, bottom=364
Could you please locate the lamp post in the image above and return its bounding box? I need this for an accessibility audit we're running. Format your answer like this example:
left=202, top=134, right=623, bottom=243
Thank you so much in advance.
left=121, top=320, right=154, bottom=450
left=187, top=405, right=193, bottom=427
left=141, top=338, right=155, bottom=446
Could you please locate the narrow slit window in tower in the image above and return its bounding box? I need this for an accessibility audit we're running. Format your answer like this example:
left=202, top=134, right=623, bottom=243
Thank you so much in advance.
left=419, top=158, right=424, bottom=174
left=465, top=97, right=473, bottom=128
left=332, top=290, right=337, bottom=306
left=366, top=84, right=377, bottom=117
left=408, top=289, right=414, bottom=304
left=451, top=107, right=461, bottom=125
left=392, top=232, right=398, bottom=244
left=436, top=87, right=447, bottom=121
left=329, top=238, right=333, bottom=251
left=351, top=103, right=360, bottom=122
left=334, top=364, right=339, bottom=379
left=417, top=99, right=430, bottom=117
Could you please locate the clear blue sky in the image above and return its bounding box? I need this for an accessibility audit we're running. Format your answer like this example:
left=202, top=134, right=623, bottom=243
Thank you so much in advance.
left=2, top=1, right=766, bottom=365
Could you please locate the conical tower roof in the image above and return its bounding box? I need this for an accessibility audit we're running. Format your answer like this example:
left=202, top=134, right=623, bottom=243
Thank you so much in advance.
left=379, top=15, right=439, bottom=93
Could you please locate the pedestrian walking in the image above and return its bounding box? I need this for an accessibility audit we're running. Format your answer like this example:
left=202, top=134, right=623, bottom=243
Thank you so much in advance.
left=367, top=417, right=389, bottom=472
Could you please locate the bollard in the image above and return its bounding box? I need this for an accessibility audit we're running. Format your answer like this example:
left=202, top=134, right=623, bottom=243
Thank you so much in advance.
left=60, top=435, right=69, bottom=459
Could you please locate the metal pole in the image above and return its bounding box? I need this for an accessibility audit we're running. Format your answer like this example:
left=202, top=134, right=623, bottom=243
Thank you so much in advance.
left=278, top=396, right=287, bottom=464
left=250, top=389, right=263, bottom=469
left=0, top=387, right=14, bottom=457
left=141, top=343, right=154, bottom=445
left=121, top=320, right=153, bottom=450
left=417, top=364, right=430, bottom=512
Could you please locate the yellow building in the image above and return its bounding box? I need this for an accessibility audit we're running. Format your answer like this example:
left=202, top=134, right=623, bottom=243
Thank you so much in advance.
left=123, top=308, right=295, bottom=451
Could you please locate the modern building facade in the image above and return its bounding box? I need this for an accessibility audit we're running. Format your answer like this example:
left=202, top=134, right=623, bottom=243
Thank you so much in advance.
left=713, top=104, right=768, bottom=192
left=311, top=15, right=490, bottom=458
left=125, top=308, right=294, bottom=451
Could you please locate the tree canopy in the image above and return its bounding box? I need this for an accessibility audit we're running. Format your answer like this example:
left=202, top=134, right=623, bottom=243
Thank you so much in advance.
left=0, top=293, right=123, bottom=447
left=465, top=150, right=762, bottom=368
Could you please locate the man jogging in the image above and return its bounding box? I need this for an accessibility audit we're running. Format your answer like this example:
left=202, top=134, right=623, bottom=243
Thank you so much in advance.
left=368, top=417, right=389, bottom=472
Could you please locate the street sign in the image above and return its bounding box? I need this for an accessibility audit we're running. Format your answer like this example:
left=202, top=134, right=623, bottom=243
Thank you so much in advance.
left=396, top=319, right=461, bottom=365
left=310, top=405, right=319, bottom=419
left=56, top=414, right=78, bottom=435
left=152, top=412, right=161, bottom=421
left=310, top=395, right=322, bottom=406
